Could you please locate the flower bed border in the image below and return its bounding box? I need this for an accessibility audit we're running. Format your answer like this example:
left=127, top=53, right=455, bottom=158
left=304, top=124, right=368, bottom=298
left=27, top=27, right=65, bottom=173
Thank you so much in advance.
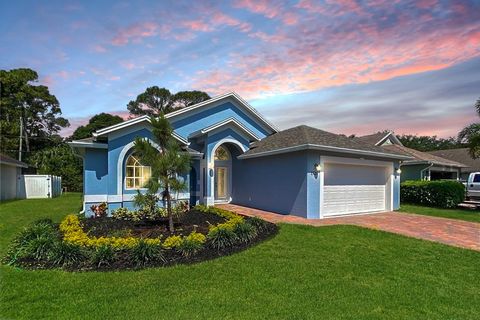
left=4, top=206, right=278, bottom=271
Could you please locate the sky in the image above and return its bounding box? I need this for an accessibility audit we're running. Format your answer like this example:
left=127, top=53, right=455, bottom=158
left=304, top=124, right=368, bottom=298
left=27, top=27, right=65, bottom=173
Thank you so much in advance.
left=1, top=0, right=479, bottom=138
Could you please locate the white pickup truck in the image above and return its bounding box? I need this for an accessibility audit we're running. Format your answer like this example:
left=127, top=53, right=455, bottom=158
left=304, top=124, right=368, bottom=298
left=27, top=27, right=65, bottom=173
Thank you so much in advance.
left=465, top=172, right=480, bottom=200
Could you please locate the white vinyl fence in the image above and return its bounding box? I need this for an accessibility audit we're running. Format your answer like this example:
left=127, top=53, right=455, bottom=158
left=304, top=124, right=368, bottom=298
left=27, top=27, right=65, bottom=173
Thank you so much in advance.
left=17, top=175, right=62, bottom=199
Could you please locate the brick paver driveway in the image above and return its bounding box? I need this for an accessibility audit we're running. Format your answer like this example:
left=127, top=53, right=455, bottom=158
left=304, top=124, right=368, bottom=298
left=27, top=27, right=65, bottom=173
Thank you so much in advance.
left=218, top=204, right=480, bottom=251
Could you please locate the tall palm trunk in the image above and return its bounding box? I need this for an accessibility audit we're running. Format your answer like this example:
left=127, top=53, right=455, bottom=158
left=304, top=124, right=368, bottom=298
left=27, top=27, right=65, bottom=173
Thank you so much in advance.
left=165, top=183, right=174, bottom=232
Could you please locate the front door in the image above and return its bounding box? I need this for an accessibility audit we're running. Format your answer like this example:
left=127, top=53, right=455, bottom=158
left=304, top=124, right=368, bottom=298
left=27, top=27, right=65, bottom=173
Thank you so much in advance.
left=214, top=167, right=228, bottom=201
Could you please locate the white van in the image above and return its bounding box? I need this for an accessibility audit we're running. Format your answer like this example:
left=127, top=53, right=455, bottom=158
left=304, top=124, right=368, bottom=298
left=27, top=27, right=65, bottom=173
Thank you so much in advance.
left=466, top=172, right=480, bottom=200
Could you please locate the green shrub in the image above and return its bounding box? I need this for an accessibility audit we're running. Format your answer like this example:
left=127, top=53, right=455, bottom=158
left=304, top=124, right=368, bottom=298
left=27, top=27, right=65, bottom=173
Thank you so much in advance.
left=234, top=222, right=257, bottom=243
left=401, top=180, right=466, bottom=208
left=49, top=242, right=85, bottom=267
left=129, top=240, right=164, bottom=266
left=248, top=217, right=269, bottom=232
left=27, top=235, right=58, bottom=260
left=91, top=245, right=116, bottom=267
left=5, top=219, right=60, bottom=264
left=207, top=226, right=238, bottom=250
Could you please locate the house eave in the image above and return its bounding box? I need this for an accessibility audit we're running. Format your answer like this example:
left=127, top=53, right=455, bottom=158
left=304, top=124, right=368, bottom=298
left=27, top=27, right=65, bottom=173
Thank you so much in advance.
left=238, top=144, right=413, bottom=160
left=188, top=117, right=262, bottom=141
left=402, top=160, right=466, bottom=168
left=68, top=141, right=109, bottom=149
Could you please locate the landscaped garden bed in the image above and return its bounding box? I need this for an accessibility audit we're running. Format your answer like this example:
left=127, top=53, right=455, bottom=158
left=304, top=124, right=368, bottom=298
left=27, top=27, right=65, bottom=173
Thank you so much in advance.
left=4, top=205, right=277, bottom=271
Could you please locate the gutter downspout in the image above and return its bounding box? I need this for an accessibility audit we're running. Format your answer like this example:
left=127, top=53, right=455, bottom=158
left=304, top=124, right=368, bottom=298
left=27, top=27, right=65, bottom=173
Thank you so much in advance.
left=420, top=162, right=434, bottom=181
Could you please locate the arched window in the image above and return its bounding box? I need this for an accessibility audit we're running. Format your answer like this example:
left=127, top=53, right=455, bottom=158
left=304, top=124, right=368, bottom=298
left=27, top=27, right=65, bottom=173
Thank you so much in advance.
left=214, top=146, right=230, bottom=161
left=125, top=153, right=151, bottom=189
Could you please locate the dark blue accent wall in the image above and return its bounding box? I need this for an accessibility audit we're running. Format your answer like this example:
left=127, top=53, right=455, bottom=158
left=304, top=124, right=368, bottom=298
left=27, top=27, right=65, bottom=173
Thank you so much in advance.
left=232, top=151, right=309, bottom=217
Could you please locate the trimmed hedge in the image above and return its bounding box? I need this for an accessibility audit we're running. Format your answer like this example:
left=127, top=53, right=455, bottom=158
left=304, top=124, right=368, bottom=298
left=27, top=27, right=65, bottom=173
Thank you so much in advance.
left=401, top=180, right=465, bottom=208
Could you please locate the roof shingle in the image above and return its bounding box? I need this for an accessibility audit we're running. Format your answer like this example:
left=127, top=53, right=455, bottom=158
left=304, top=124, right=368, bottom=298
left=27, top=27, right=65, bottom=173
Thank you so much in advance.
left=242, top=125, right=409, bottom=159
left=428, top=148, right=480, bottom=172
left=381, top=144, right=467, bottom=167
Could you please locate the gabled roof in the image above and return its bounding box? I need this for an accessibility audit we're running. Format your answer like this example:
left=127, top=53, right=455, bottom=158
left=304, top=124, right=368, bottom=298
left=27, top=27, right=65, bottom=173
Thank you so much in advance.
left=165, top=92, right=278, bottom=134
left=239, top=125, right=411, bottom=160
left=358, top=131, right=468, bottom=168
left=91, top=115, right=188, bottom=145
left=357, top=131, right=403, bottom=146
left=428, top=148, right=480, bottom=172
left=0, top=153, right=28, bottom=168
left=188, top=117, right=262, bottom=141
left=382, top=144, right=467, bottom=167
left=88, top=92, right=275, bottom=145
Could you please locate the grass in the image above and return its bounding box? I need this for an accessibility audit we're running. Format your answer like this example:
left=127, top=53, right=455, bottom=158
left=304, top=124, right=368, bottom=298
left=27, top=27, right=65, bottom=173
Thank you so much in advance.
left=399, top=204, right=480, bottom=223
left=1, top=194, right=479, bottom=319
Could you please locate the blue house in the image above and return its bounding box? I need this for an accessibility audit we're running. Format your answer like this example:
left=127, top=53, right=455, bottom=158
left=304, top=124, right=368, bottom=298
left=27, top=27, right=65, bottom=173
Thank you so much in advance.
left=70, top=92, right=410, bottom=219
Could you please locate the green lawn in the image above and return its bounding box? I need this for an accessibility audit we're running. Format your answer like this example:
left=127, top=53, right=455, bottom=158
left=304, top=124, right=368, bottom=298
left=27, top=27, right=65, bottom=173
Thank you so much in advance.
left=399, top=204, right=480, bottom=223
left=1, top=195, right=479, bottom=319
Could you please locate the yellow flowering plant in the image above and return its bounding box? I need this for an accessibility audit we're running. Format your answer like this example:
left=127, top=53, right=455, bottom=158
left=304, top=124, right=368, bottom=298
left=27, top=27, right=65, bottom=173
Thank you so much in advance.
left=60, top=214, right=161, bottom=249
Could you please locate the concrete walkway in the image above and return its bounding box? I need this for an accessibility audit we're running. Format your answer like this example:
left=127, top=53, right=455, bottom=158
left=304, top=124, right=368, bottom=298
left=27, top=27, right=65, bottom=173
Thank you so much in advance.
left=217, top=204, right=480, bottom=251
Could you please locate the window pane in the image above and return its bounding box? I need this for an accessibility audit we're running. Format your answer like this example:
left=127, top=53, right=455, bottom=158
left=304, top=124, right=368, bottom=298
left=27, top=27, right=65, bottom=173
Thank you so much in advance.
left=125, top=153, right=151, bottom=189
left=474, top=174, right=480, bottom=183
left=214, top=146, right=229, bottom=160
left=142, top=167, right=151, bottom=181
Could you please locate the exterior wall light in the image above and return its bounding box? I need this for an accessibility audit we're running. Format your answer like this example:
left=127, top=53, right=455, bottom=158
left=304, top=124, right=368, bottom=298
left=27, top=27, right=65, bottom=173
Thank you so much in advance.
left=314, top=163, right=322, bottom=172
left=395, top=168, right=402, bottom=174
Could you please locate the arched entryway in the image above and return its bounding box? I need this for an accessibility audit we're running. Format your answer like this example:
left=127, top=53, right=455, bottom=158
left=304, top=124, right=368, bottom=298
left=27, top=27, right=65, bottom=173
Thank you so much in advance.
left=213, top=145, right=231, bottom=202
left=210, top=141, right=246, bottom=204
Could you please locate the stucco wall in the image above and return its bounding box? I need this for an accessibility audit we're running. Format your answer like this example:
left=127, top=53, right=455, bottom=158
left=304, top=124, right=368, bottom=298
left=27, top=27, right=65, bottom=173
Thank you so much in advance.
left=84, top=148, right=109, bottom=195
left=232, top=151, right=309, bottom=217
left=0, top=164, right=20, bottom=201
left=170, top=101, right=271, bottom=140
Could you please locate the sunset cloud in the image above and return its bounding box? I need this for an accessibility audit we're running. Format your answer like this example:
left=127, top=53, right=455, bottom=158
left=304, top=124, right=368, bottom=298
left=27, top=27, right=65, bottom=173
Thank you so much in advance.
left=2, top=0, right=479, bottom=138
left=111, top=22, right=162, bottom=46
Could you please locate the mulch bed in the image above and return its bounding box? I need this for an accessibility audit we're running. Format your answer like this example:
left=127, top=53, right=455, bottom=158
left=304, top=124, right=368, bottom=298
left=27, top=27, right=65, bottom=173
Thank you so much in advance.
left=83, top=209, right=226, bottom=238
left=12, top=211, right=279, bottom=272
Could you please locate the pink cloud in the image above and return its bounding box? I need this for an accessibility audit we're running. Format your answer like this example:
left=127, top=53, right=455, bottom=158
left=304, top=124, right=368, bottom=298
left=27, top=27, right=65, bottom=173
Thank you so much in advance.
left=93, top=45, right=107, bottom=53
left=235, top=0, right=299, bottom=25
left=118, top=60, right=137, bottom=70
left=111, top=22, right=162, bottom=46
left=190, top=13, right=480, bottom=100
left=182, top=10, right=252, bottom=34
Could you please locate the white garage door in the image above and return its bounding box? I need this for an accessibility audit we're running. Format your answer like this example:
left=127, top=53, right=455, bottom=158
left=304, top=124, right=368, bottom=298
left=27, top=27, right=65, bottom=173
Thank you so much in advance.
left=322, top=163, right=388, bottom=217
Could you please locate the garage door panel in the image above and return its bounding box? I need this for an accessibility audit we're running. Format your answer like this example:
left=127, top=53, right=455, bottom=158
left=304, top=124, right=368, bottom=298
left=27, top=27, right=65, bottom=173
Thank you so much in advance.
left=323, top=185, right=386, bottom=216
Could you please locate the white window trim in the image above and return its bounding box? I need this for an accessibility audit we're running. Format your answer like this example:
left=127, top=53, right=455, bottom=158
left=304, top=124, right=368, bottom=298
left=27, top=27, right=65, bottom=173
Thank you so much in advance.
left=116, top=139, right=161, bottom=195
left=124, top=154, right=152, bottom=190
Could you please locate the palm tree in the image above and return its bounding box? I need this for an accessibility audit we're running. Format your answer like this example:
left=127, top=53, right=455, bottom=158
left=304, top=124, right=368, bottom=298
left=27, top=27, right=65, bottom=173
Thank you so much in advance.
left=133, top=116, right=190, bottom=232
left=458, top=98, right=480, bottom=158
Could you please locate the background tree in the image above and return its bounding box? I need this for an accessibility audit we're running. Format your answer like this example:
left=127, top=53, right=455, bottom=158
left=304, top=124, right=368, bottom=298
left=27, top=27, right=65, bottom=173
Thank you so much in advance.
left=127, top=87, right=174, bottom=117
left=458, top=98, right=480, bottom=158
left=133, top=116, right=190, bottom=232
left=397, top=134, right=463, bottom=151
left=70, top=113, right=123, bottom=140
left=0, top=68, right=69, bottom=160
left=127, top=87, right=210, bottom=117
left=172, top=90, right=210, bottom=109
left=29, top=144, right=83, bottom=191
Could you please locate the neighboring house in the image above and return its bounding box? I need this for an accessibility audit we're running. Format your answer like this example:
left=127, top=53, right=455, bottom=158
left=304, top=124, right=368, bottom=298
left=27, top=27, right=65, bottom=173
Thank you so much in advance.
left=357, top=132, right=467, bottom=182
left=428, top=148, right=480, bottom=181
left=70, top=92, right=409, bottom=219
left=0, top=154, right=28, bottom=201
